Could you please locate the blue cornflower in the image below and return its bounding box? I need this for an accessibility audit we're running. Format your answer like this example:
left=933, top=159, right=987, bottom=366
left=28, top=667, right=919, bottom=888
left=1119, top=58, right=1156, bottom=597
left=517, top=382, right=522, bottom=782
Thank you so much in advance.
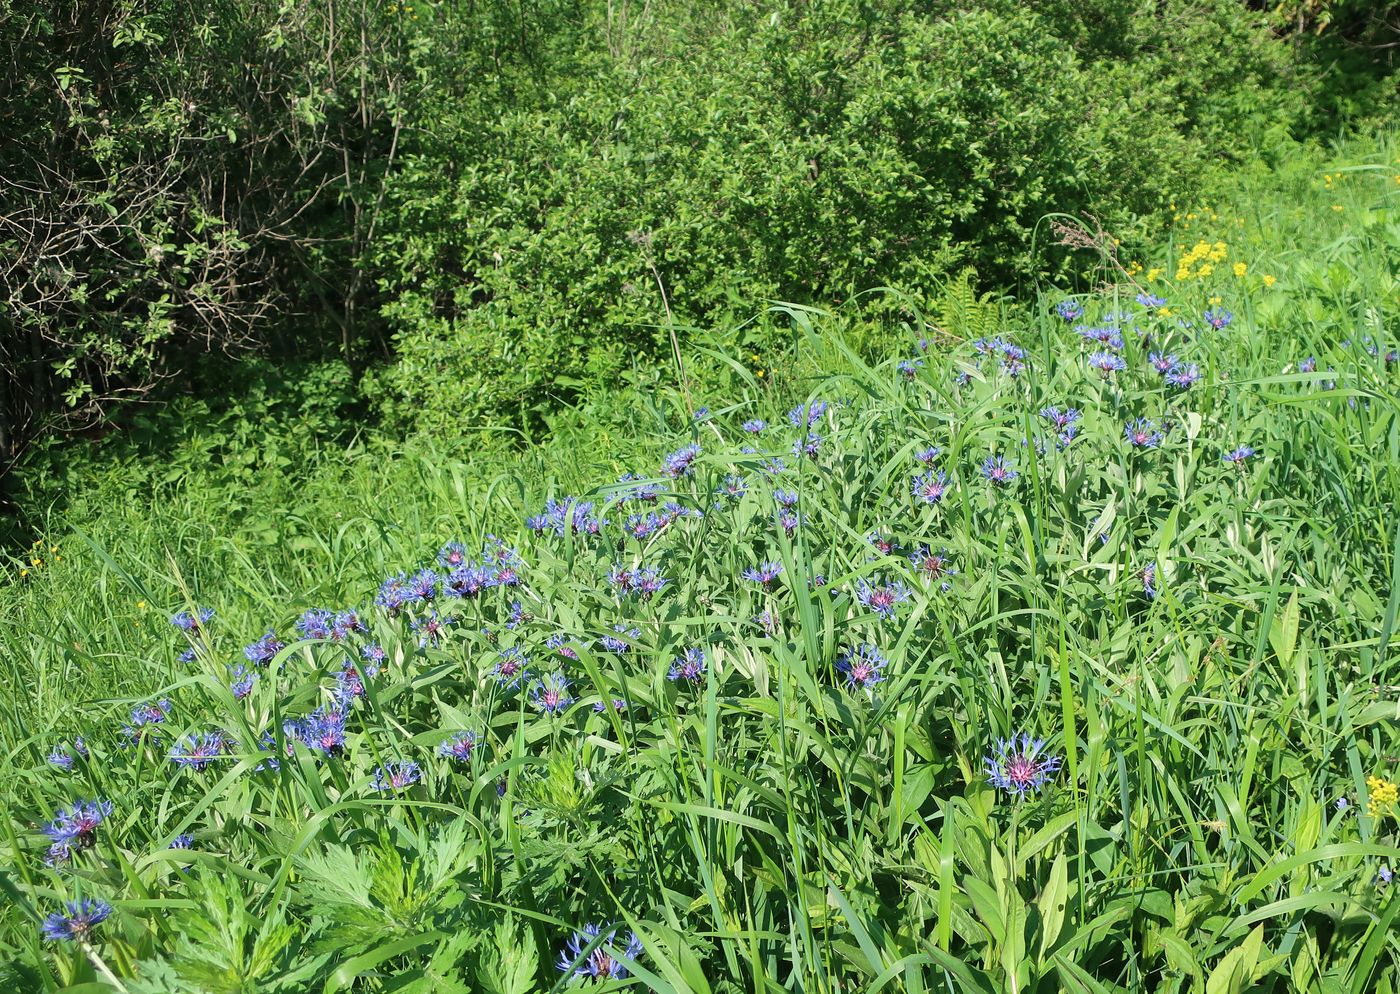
left=335, top=663, right=369, bottom=704
left=1040, top=407, right=1082, bottom=431
left=438, top=731, right=477, bottom=762
left=909, top=546, right=957, bottom=589
left=301, top=708, right=350, bottom=756
left=408, top=568, right=440, bottom=601
left=915, top=446, right=941, bottom=465
left=243, top=631, right=284, bottom=666
left=372, top=761, right=421, bottom=791
left=599, top=625, right=640, bottom=654
left=1222, top=444, right=1255, bottom=464
left=170, top=834, right=194, bottom=850
left=774, top=489, right=799, bottom=508
left=1124, top=418, right=1164, bottom=448
left=375, top=573, right=413, bottom=613
left=635, top=567, right=668, bottom=600
left=170, top=731, right=230, bottom=771
left=593, top=698, right=629, bottom=713
left=1148, top=352, right=1177, bottom=374
left=692, top=407, right=710, bottom=421
left=124, top=699, right=172, bottom=741
left=836, top=644, right=888, bottom=691
left=753, top=610, right=778, bottom=636
left=787, top=400, right=829, bottom=428
left=546, top=633, right=579, bottom=660
left=742, top=561, right=784, bottom=586
left=742, top=419, right=767, bottom=434
left=494, top=647, right=529, bottom=687
left=981, top=456, right=1018, bottom=486
left=530, top=673, right=575, bottom=715
left=1078, top=326, right=1124, bottom=350
left=1136, top=292, right=1166, bottom=309
left=1203, top=308, right=1233, bottom=330
left=437, top=542, right=469, bottom=569
left=228, top=665, right=256, bottom=700
left=663, top=444, right=701, bottom=478
left=45, top=842, right=73, bottom=867
left=617, top=473, right=664, bottom=504
left=332, top=610, right=365, bottom=640
left=445, top=563, right=493, bottom=598
left=776, top=510, right=802, bottom=536
left=1140, top=563, right=1158, bottom=600
left=668, top=648, right=706, bottom=684
left=178, top=647, right=200, bottom=664
left=42, top=899, right=112, bottom=943
left=1299, top=356, right=1317, bottom=373
left=296, top=609, right=334, bottom=640
left=868, top=531, right=894, bottom=555
left=984, top=733, right=1062, bottom=797
left=506, top=600, right=530, bottom=630
left=1056, top=300, right=1083, bottom=322
left=1164, top=363, right=1202, bottom=389
left=913, top=469, right=951, bottom=505
left=897, top=358, right=922, bottom=379
left=362, top=643, right=387, bottom=666
left=48, top=744, right=78, bottom=770
left=557, top=923, right=642, bottom=981
left=171, top=607, right=214, bottom=632
left=792, top=432, right=823, bottom=459
left=412, top=610, right=455, bottom=648
left=715, top=475, right=748, bottom=502
left=1088, top=351, right=1127, bottom=376
left=854, top=577, right=911, bottom=621
left=44, top=799, right=113, bottom=850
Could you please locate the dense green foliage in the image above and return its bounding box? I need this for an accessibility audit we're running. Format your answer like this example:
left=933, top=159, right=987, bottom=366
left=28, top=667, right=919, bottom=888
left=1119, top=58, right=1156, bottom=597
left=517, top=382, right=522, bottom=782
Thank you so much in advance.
left=11, top=0, right=1386, bottom=454
left=2, top=134, right=1398, bottom=993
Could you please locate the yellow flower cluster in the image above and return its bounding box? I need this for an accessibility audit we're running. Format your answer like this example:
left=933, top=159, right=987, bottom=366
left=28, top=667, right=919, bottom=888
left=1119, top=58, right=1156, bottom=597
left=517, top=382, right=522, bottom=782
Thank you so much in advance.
left=1368, top=775, right=1398, bottom=818
left=1175, top=239, right=1229, bottom=281
left=17, top=541, right=61, bottom=579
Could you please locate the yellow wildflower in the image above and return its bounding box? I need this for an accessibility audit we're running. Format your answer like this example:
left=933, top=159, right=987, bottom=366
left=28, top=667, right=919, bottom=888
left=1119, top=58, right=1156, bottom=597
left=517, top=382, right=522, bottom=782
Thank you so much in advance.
left=1209, top=296, right=1222, bottom=306
left=1331, top=204, right=1344, bottom=212
left=1262, top=275, right=1276, bottom=288
left=137, top=600, right=147, bottom=610
left=1147, top=267, right=1163, bottom=282
left=1197, top=264, right=1213, bottom=277
left=1233, top=262, right=1247, bottom=278
left=1368, top=775, right=1399, bottom=818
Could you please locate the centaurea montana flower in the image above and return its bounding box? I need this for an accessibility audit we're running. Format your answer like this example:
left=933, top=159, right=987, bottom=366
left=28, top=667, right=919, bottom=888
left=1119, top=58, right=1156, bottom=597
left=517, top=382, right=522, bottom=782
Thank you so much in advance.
left=494, top=646, right=529, bottom=687
left=742, top=561, right=784, bottom=587
left=1055, top=300, right=1083, bottom=322
left=438, top=731, right=477, bottom=762
left=908, top=545, right=956, bottom=589
left=43, top=799, right=113, bottom=851
left=1088, top=351, right=1127, bottom=376
left=557, top=923, right=642, bottom=981
left=1164, top=362, right=1202, bottom=390
left=912, top=470, right=951, bottom=505
left=836, top=644, right=888, bottom=691
left=599, top=625, right=640, bottom=654
left=662, top=444, right=701, bottom=478
left=1203, top=307, right=1233, bottom=330
left=170, top=731, right=230, bottom=772
left=42, top=899, right=112, bottom=942
left=1124, top=418, right=1164, bottom=448
left=372, top=761, right=421, bottom=791
left=984, top=733, right=1062, bottom=797
left=981, top=455, right=1018, bottom=486
left=668, top=647, right=706, bottom=684
left=243, top=631, right=285, bottom=666
left=854, top=577, right=911, bottom=621
left=530, top=673, right=575, bottom=715
left=1222, top=444, right=1255, bottom=464
left=171, top=607, right=214, bottom=632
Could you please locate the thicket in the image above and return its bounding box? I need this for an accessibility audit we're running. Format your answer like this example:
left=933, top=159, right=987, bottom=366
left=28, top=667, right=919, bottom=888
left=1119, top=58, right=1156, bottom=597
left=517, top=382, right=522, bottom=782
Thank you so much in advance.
left=9, top=0, right=1379, bottom=465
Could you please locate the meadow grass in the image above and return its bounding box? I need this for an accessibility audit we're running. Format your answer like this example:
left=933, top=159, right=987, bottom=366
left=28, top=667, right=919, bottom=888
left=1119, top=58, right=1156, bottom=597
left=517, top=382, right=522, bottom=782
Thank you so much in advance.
left=1, top=135, right=1398, bottom=993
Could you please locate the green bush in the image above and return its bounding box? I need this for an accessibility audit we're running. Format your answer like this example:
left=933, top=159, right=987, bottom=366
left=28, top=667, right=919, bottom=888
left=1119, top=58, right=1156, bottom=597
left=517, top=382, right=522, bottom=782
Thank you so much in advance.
left=367, top=0, right=1310, bottom=434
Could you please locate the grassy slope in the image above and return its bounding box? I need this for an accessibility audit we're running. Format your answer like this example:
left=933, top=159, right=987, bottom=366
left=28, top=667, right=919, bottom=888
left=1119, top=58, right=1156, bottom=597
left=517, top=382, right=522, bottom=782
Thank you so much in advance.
left=0, top=134, right=1397, bottom=992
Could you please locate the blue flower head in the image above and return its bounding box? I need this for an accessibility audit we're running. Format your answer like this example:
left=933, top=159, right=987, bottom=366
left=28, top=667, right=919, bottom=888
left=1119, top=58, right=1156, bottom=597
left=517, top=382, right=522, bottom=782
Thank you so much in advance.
left=557, top=923, right=642, bottom=980
left=984, top=733, right=1062, bottom=797
left=668, top=647, right=706, bottom=684
left=42, top=899, right=112, bottom=942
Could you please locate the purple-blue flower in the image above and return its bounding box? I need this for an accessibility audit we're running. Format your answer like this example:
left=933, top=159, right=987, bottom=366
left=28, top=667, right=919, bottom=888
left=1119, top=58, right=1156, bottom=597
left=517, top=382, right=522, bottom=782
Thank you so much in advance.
left=1088, top=351, right=1127, bottom=376
left=43, top=799, right=113, bottom=849
left=42, top=899, right=112, bottom=942
left=1223, top=444, right=1255, bottom=464
left=742, top=561, right=784, bottom=586
left=599, top=625, right=640, bottom=654
left=981, top=455, right=1018, bottom=486
left=663, top=444, right=701, bottom=478
left=1136, top=292, right=1166, bottom=309
left=668, top=647, right=706, bottom=684
left=438, top=731, right=477, bottom=762
left=170, top=731, right=231, bottom=771
left=909, top=546, right=956, bottom=589
left=243, top=631, right=285, bottom=666
left=742, top=419, right=767, bottom=434
left=1124, top=418, right=1164, bottom=448
left=788, top=401, right=828, bottom=429
left=372, top=761, right=421, bottom=791
left=171, top=607, right=214, bottom=632
left=530, top=673, right=575, bottom=715
left=229, top=665, right=256, bottom=700
left=1164, top=362, right=1202, bottom=390
left=854, top=577, right=911, bottom=621
left=494, top=647, right=530, bottom=687
left=1055, top=300, right=1083, bottom=322
left=836, top=644, right=888, bottom=691
left=1203, top=308, right=1233, bottom=330
left=296, top=609, right=334, bottom=640
left=557, top=923, right=642, bottom=980
left=913, top=470, right=951, bottom=505
left=984, top=733, right=1062, bottom=796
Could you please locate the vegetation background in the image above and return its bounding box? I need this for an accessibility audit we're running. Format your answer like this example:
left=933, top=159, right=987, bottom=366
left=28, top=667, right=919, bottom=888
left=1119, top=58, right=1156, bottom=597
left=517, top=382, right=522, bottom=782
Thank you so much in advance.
left=1, top=0, right=1399, bottom=992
